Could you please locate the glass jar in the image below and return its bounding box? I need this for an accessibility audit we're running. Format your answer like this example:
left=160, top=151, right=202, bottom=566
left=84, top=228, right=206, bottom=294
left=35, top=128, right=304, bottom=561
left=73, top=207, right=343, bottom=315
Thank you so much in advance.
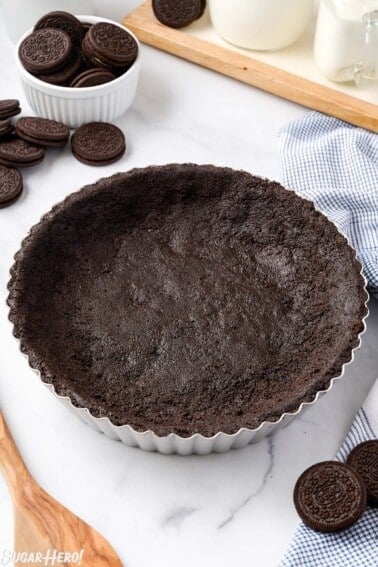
left=314, top=0, right=378, bottom=84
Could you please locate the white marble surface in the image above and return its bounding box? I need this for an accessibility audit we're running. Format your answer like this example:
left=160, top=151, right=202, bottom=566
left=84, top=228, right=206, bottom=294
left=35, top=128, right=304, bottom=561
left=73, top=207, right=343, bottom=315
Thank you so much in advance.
left=0, top=4, right=377, bottom=567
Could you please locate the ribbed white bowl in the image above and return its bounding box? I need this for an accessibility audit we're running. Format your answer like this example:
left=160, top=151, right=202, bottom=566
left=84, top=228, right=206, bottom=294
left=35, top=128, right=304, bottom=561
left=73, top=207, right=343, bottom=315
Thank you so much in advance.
left=15, top=15, right=141, bottom=128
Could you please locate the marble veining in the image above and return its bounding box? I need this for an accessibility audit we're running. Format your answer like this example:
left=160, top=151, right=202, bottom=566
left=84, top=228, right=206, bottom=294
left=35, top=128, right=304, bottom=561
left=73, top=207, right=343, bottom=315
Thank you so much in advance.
left=162, top=507, right=198, bottom=529
left=218, top=437, right=275, bottom=530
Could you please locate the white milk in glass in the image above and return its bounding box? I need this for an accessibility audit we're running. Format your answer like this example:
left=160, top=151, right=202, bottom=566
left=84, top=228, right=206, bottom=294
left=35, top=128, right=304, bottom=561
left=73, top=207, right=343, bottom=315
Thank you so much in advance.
left=314, top=0, right=378, bottom=83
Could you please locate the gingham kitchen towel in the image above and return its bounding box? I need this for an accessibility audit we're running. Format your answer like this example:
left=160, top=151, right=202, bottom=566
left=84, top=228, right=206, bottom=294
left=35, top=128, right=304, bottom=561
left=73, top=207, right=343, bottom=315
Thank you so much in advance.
left=278, top=112, right=378, bottom=296
left=280, top=379, right=378, bottom=567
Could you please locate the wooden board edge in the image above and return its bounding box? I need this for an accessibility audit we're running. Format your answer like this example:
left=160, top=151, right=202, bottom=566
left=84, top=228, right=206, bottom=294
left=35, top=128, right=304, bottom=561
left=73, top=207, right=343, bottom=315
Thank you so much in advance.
left=124, top=1, right=378, bottom=133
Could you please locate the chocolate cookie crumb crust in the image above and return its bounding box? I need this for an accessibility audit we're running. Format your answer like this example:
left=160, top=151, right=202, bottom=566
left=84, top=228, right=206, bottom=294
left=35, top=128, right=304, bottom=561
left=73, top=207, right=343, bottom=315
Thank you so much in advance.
left=7, top=165, right=367, bottom=437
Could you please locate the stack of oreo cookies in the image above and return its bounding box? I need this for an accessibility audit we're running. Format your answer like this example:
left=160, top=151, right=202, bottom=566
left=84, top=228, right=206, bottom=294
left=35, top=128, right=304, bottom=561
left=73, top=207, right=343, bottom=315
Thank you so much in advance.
left=18, top=11, right=138, bottom=88
left=0, top=103, right=72, bottom=206
left=0, top=115, right=70, bottom=170
left=0, top=100, right=21, bottom=122
left=0, top=100, right=24, bottom=206
left=0, top=96, right=128, bottom=204
left=0, top=100, right=21, bottom=142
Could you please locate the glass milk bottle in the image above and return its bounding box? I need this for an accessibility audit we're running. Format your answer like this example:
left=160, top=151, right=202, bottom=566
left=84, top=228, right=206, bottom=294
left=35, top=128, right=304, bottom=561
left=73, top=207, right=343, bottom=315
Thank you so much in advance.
left=314, top=0, right=378, bottom=84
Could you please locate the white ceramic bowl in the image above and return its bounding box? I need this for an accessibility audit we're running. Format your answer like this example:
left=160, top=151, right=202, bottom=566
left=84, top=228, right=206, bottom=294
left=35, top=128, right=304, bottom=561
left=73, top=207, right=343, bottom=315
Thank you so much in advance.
left=15, top=15, right=141, bottom=128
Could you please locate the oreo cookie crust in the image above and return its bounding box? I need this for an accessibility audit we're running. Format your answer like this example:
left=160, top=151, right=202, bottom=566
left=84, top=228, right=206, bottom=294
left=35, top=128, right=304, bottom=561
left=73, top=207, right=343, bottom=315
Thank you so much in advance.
left=347, top=441, right=378, bottom=506
left=71, top=122, right=125, bottom=165
left=7, top=165, right=367, bottom=437
left=294, top=461, right=367, bottom=532
left=0, top=166, right=23, bottom=205
left=153, top=0, right=204, bottom=28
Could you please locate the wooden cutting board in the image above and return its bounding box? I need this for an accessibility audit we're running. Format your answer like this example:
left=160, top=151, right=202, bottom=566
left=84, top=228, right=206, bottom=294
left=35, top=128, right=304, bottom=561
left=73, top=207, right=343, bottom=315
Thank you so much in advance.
left=123, top=1, right=378, bottom=132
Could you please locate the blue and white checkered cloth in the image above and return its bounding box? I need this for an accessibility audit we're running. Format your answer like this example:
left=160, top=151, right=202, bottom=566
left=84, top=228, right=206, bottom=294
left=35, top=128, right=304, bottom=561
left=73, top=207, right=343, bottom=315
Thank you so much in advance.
left=280, top=379, right=378, bottom=567
left=279, top=112, right=378, bottom=296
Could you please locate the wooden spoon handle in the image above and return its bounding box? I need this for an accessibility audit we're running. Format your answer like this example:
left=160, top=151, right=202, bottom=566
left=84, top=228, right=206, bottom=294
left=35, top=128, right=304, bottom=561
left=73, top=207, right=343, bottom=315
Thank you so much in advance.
left=0, top=411, right=31, bottom=498
left=0, top=413, right=123, bottom=566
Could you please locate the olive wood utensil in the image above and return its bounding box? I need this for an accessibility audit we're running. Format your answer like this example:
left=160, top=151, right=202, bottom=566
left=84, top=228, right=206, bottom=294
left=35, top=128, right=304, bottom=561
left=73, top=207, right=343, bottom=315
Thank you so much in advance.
left=0, top=412, right=122, bottom=566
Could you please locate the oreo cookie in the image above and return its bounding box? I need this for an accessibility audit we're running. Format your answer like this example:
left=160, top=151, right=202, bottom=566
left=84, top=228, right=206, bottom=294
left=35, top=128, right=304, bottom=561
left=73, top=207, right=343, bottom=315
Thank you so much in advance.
left=70, top=68, right=116, bottom=88
left=294, top=461, right=367, bottom=532
left=37, top=48, right=83, bottom=86
left=198, top=0, right=207, bottom=18
left=71, top=122, right=126, bottom=166
left=347, top=440, right=378, bottom=506
left=0, top=136, right=45, bottom=168
left=82, top=23, right=138, bottom=71
left=34, top=11, right=86, bottom=47
left=0, top=165, right=23, bottom=206
left=152, top=0, right=204, bottom=28
left=16, top=117, right=69, bottom=148
left=0, top=119, right=15, bottom=138
left=19, top=29, right=73, bottom=75
left=0, top=100, right=21, bottom=120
